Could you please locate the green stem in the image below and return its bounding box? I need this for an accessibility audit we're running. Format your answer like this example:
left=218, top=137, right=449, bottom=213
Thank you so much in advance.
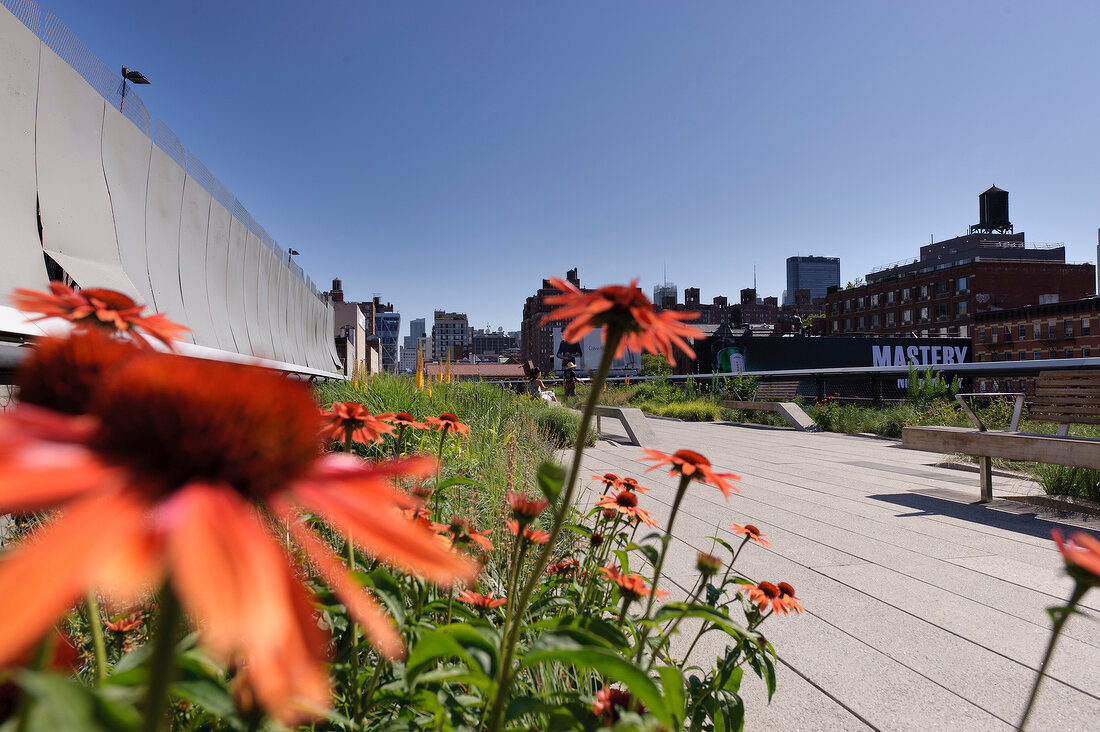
left=484, top=325, right=623, bottom=732
left=634, top=475, right=692, bottom=664
left=347, top=534, right=361, bottom=725
left=84, top=590, right=108, bottom=685
left=1018, top=584, right=1088, bottom=730
left=142, top=584, right=182, bottom=732
left=361, top=656, right=387, bottom=716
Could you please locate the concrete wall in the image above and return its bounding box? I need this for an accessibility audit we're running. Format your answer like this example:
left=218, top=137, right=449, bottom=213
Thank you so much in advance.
left=0, top=1, right=339, bottom=374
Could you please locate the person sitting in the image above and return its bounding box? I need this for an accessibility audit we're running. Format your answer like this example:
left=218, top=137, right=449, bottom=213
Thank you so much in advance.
left=527, top=367, right=558, bottom=404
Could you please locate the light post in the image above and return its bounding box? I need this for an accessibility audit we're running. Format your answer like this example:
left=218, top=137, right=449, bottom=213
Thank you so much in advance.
left=120, top=66, right=150, bottom=112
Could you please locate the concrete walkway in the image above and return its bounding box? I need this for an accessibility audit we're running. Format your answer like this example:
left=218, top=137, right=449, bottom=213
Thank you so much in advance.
left=579, top=417, right=1100, bottom=731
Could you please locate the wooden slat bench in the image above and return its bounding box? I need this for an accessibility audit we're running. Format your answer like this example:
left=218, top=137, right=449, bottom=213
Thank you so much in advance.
left=721, top=380, right=820, bottom=433
left=903, top=369, right=1100, bottom=502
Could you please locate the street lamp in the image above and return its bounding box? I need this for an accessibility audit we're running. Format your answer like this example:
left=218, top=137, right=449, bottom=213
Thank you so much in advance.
left=120, top=66, right=150, bottom=112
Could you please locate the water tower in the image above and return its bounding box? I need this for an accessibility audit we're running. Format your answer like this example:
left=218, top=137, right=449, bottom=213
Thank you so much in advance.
left=969, top=185, right=1013, bottom=234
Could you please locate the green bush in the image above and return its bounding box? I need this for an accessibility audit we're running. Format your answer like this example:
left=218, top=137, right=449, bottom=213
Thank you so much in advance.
left=906, top=364, right=960, bottom=406
left=630, top=376, right=684, bottom=404
left=720, top=373, right=761, bottom=401
left=638, top=352, right=672, bottom=376
left=532, top=404, right=596, bottom=448
left=655, top=400, right=720, bottom=421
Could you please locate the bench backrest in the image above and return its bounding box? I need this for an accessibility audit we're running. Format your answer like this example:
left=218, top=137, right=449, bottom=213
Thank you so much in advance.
left=754, top=380, right=800, bottom=401
left=1031, top=370, right=1100, bottom=426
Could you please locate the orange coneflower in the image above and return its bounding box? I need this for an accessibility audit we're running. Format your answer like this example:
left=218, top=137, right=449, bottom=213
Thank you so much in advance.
left=742, top=581, right=799, bottom=615
left=391, top=412, right=429, bottom=430
left=776, top=582, right=804, bottom=615
left=507, top=491, right=549, bottom=522
left=546, top=558, right=580, bottom=577
left=104, top=611, right=143, bottom=633
left=456, top=590, right=506, bottom=609
left=731, top=523, right=770, bottom=547
left=319, top=402, right=395, bottom=446
left=539, top=277, right=703, bottom=365
left=619, top=476, right=649, bottom=495
left=594, top=490, right=658, bottom=527
left=449, top=518, right=494, bottom=553
left=598, top=565, right=652, bottom=604
left=426, top=412, right=471, bottom=438
left=592, top=686, right=645, bottom=725
left=641, top=448, right=740, bottom=498
left=1052, top=530, right=1100, bottom=586
left=0, top=343, right=479, bottom=724
left=11, top=283, right=189, bottom=349
left=591, top=473, right=621, bottom=491
left=505, top=520, right=550, bottom=545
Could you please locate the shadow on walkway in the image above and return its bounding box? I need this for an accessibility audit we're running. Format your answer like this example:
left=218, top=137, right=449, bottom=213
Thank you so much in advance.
left=869, top=490, right=1100, bottom=541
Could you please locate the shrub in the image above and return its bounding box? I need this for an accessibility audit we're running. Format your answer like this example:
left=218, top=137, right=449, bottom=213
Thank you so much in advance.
left=631, top=376, right=684, bottom=405
left=906, top=364, right=960, bottom=406
left=657, top=400, right=720, bottom=421
left=532, top=404, right=596, bottom=447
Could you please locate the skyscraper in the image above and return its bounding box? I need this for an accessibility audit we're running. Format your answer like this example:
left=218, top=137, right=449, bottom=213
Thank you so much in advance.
left=785, top=256, right=840, bottom=304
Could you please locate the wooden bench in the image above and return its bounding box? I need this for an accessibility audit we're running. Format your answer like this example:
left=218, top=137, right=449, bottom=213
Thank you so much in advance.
left=721, top=380, right=820, bottom=433
left=903, top=370, right=1100, bottom=502
left=593, top=406, right=656, bottom=446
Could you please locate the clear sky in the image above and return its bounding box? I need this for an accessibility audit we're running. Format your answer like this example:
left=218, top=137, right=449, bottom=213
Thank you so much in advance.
left=42, top=0, right=1100, bottom=338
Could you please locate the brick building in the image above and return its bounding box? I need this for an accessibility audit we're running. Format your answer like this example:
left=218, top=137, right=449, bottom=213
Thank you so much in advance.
left=824, top=188, right=1094, bottom=340
left=521, top=268, right=584, bottom=373
left=973, top=296, right=1100, bottom=363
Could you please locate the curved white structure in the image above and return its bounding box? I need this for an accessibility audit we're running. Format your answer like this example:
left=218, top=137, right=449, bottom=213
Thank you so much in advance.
left=0, top=0, right=340, bottom=376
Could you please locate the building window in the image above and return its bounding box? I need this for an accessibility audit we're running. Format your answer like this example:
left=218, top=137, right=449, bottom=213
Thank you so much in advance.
left=886, top=290, right=896, bottom=305
left=1019, top=351, right=1026, bottom=361
left=843, top=318, right=852, bottom=332
left=1033, top=349, right=1041, bottom=360
left=830, top=302, right=840, bottom=316
left=856, top=316, right=866, bottom=330
left=901, top=309, right=913, bottom=326
left=1065, top=319, right=1074, bottom=337
left=956, top=276, right=969, bottom=294
left=1085, top=347, right=1092, bottom=357
left=885, top=311, right=896, bottom=328
left=918, top=306, right=930, bottom=323
left=1004, top=325, right=1012, bottom=341
left=978, top=327, right=985, bottom=344
left=1048, top=321, right=1056, bottom=339
left=855, top=297, right=866, bottom=311
left=1019, top=324, right=1027, bottom=340
left=831, top=320, right=839, bottom=333
left=843, top=300, right=852, bottom=313
left=871, top=314, right=880, bottom=329
left=956, top=300, right=969, bottom=317
left=1034, top=322, right=1041, bottom=340
left=935, top=280, right=950, bottom=296
left=935, top=303, right=950, bottom=321
left=1066, top=348, right=1074, bottom=359
left=901, top=288, right=912, bottom=304
left=1083, top=318, right=1091, bottom=336
left=918, top=284, right=930, bottom=301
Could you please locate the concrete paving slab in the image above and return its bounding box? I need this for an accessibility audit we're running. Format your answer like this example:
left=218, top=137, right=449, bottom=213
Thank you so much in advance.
left=575, top=416, right=1100, bottom=731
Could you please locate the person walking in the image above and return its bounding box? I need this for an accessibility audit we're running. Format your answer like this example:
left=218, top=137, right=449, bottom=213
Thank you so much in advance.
left=562, top=361, right=578, bottom=398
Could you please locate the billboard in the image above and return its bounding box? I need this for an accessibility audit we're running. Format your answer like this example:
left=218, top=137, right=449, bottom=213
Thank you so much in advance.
left=699, top=333, right=971, bottom=373
left=552, top=328, right=639, bottom=373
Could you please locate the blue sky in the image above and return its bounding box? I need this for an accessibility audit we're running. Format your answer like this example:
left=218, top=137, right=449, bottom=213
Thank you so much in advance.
left=43, top=0, right=1100, bottom=336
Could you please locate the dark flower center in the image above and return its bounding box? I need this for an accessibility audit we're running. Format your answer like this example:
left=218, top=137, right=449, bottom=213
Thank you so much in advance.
left=82, top=288, right=137, bottom=311
left=777, top=582, right=795, bottom=597
left=615, top=491, right=638, bottom=508
left=18, top=333, right=140, bottom=415
left=89, top=356, right=322, bottom=499
left=758, top=581, right=780, bottom=599
left=674, top=449, right=710, bottom=468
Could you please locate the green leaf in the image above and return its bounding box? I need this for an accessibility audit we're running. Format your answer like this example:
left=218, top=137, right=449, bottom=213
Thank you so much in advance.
left=170, top=679, right=237, bottom=719
left=537, top=460, right=566, bottom=503
left=519, top=636, right=673, bottom=727
left=17, top=671, right=141, bottom=732
left=405, top=623, right=498, bottom=687
left=713, top=688, right=745, bottom=732
left=654, top=603, right=754, bottom=643
left=657, top=666, right=685, bottom=727
left=625, top=542, right=659, bottom=566
left=434, top=476, right=481, bottom=492
left=709, top=534, right=739, bottom=560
